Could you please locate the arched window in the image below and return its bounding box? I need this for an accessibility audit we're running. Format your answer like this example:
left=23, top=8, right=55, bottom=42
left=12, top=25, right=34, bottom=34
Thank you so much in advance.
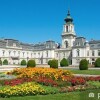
left=66, top=26, right=68, bottom=32
left=13, top=51, right=16, bottom=56
left=2, top=50, right=5, bottom=56
left=65, top=41, right=68, bottom=48
left=71, top=26, right=73, bottom=31
left=9, top=51, right=11, bottom=56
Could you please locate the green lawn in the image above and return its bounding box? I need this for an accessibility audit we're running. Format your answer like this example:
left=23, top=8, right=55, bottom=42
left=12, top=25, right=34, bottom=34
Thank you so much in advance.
left=0, top=89, right=99, bottom=100
left=68, top=69, right=100, bottom=75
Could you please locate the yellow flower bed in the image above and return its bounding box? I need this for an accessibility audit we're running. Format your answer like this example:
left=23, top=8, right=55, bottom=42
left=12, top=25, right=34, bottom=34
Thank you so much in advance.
left=0, top=82, right=45, bottom=97
left=10, top=67, right=73, bottom=80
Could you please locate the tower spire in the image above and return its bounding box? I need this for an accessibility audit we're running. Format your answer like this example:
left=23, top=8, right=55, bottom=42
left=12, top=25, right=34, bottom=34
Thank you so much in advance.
left=68, top=9, right=70, bottom=15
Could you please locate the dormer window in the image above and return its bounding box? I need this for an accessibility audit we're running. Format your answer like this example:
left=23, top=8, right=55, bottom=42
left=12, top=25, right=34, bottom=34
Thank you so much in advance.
left=98, top=44, right=100, bottom=47
left=76, top=42, right=80, bottom=46
left=13, top=43, right=16, bottom=47
left=46, top=45, right=49, bottom=48
left=91, top=45, right=94, bottom=47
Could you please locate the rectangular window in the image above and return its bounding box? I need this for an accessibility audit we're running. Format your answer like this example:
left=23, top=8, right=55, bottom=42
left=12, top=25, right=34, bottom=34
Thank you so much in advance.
left=77, top=49, right=80, bottom=56
left=46, top=51, right=48, bottom=57
left=98, top=50, right=100, bottom=56
left=63, top=52, right=65, bottom=57
left=87, top=51, right=89, bottom=56
left=56, top=53, right=58, bottom=57
left=76, top=59, right=80, bottom=63
left=92, top=51, right=95, bottom=56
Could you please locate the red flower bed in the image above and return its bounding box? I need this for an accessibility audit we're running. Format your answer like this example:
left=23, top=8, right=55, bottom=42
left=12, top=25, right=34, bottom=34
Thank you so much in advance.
left=33, top=76, right=58, bottom=87
left=85, top=76, right=100, bottom=81
left=70, top=77, right=86, bottom=86
left=3, top=75, right=100, bottom=87
left=4, top=78, right=33, bottom=86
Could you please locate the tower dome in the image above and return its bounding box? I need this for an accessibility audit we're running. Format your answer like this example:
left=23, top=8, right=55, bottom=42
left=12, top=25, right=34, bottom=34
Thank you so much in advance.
left=64, top=10, right=73, bottom=23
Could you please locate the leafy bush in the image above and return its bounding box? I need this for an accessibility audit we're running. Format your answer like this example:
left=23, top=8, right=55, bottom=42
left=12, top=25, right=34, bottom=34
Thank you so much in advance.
left=0, top=60, right=2, bottom=65
left=79, top=59, right=88, bottom=70
left=3, top=59, right=8, bottom=65
left=27, top=59, right=36, bottom=67
left=21, top=60, right=27, bottom=66
left=48, top=60, right=52, bottom=65
left=49, top=59, right=58, bottom=69
left=94, top=58, right=100, bottom=67
left=60, top=58, right=69, bottom=67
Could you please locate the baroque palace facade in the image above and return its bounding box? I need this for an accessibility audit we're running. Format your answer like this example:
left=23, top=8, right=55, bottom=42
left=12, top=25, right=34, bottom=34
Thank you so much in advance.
left=0, top=10, right=100, bottom=65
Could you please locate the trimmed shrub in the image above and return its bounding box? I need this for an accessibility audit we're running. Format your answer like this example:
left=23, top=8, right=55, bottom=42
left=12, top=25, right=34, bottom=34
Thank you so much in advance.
left=94, top=58, right=100, bottom=67
left=79, top=59, right=88, bottom=70
left=48, top=60, right=52, bottom=65
left=49, top=59, right=58, bottom=69
left=0, top=60, right=2, bottom=65
left=60, top=58, right=69, bottom=67
left=3, top=59, right=8, bottom=65
left=21, top=60, right=27, bottom=66
left=27, top=59, right=36, bottom=67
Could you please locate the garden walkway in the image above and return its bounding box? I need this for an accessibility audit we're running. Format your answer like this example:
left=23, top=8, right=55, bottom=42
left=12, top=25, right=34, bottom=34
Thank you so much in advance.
left=74, top=74, right=100, bottom=77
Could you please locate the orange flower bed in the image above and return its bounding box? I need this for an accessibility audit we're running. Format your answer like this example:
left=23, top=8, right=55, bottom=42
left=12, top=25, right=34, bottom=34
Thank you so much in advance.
left=10, top=67, right=73, bottom=80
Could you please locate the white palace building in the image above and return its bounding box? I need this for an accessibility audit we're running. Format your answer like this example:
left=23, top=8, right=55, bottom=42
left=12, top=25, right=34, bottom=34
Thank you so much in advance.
left=0, top=10, right=100, bottom=65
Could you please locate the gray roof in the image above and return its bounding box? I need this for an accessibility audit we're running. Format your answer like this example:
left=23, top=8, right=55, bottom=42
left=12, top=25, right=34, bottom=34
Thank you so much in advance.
left=89, top=40, right=100, bottom=44
left=0, top=39, right=57, bottom=50
left=72, top=37, right=86, bottom=48
left=89, top=40, right=100, bottom=49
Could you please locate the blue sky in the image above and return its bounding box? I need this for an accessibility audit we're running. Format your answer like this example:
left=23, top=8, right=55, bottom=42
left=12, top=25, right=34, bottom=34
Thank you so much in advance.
left=0, top=0, right=100, bottom=44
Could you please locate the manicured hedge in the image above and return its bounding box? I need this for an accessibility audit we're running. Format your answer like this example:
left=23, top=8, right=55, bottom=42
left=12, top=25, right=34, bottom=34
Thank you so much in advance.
left=48, top=59, right=58, bottom=69
left=48, top=60, right=52, bottom=65
left=21, top=60, right=27, bottom=66
left=3, top=59, right=8, bottom=65
left=0, top=60, right=2, bottom=65
left=27, top=59, right=36, bottom=67
left=79, top=59, right=88, bottom=70
left=94, top=58, right=100, bottom=67
left=60, top=58, right=69, bottom=67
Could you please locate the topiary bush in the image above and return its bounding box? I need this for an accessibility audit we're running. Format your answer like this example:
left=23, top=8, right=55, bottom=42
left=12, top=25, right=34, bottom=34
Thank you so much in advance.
left=27, top=59, right=36, bottom=67
left=48, top=60, right=52, bottom=65
left=0, top=60, right=2, bottom=65
left=94, top=58, right=100, bottom=67
left=21, top=60, right=27, bottom=66
left=60, top=58, right=69, bottom=67
left=49, top=59, right=58, bottom=69
left=3, top=59, right=8, bottom=65
left=79, top=59, right=88, bottom=70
